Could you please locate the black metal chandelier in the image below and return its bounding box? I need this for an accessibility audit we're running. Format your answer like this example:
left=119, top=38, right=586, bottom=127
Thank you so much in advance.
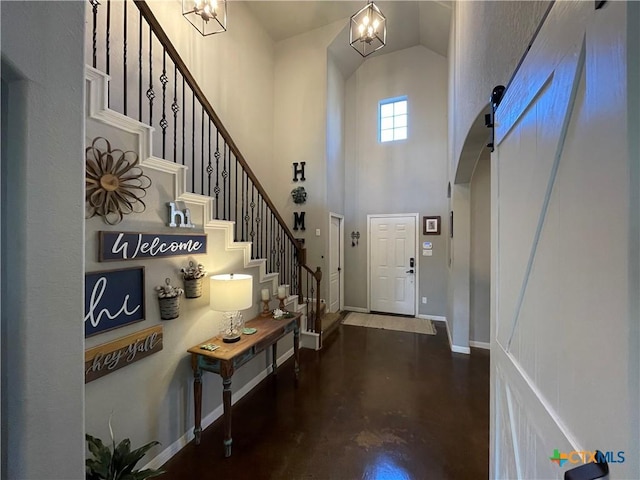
left=349, top=0, right=387, bottom=57
left=183, top=0, right=227, bottom=36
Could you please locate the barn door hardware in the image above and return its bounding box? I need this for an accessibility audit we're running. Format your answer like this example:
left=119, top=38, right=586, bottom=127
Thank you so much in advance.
left=486, top=85, right=505, bottom=152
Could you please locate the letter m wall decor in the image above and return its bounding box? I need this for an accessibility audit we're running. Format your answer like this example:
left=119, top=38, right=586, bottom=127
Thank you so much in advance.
left=85, top=267, right=145, bottom=338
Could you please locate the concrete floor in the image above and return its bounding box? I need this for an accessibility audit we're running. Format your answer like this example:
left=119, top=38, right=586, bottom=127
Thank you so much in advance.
left=160, top=322, right=490, bottom=479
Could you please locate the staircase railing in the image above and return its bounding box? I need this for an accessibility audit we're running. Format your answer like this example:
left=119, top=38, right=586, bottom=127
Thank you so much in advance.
left=86, top=0, right=320, bottom=332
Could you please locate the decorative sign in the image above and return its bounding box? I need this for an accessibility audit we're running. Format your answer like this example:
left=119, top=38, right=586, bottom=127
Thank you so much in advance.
left=167, top=202, right=195, bottom=228
left=99, top=231, right=207, bottom=261
left=292, top=162, right=306, bottom=182
left=293, top=212, right=306, bottom=231
left=85, top=267, right=145, bottom=338
left=85, top=325, right=163, bottom=383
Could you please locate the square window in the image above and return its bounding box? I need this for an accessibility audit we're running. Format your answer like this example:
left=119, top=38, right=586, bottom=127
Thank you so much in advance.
left=379, top=97, right=408, bottom=143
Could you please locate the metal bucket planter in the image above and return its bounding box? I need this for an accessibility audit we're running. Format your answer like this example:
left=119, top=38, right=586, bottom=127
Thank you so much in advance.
left=184, top=277, right=203, bottom=298
left=158, top=296, right=180, bottom=320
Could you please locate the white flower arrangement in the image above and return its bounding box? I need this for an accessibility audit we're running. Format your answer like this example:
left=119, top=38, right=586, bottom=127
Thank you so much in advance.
left=155, top=278, right=184, bottom=299
left=180, top=261, right=206, bottom=280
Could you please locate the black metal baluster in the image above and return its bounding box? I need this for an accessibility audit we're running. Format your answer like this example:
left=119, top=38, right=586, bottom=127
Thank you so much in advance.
left=201, top=109, right=205, bottom=195
left=223, top=144, right=229, bottom=220
left=91, top=0, right=98, bottom=69
left=138, top=9, right=142, bottom=121
left=172, top=66, right=178, bottom=163
left=250, top=186, right=256, bottom=258
left=123, top=0, right=127, bottom=115
left=191, top=92, right=195, bottom=192
left=276, top=223, right=281, bottom=275
left=240, top=171, right=246, bottom=241
left=256, top=195, right=262, bottom=259
left=234, top=156, right=239, bottom=241
left=160, top=48, right=168, bottom=159
left=207, top=120, right=212, bottom=197
left=270, top=212, right=275, bottom=272
left=147, top=28, right=154, bottom=127
left=214, top=131, right=221, bottom=219
left=106, top=0, right=111, bottom=106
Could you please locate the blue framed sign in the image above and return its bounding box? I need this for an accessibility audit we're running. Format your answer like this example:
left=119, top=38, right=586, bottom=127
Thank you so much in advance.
left=99, top=231, right=207, bottom=261
left=85, top=266, right=145, bottom=338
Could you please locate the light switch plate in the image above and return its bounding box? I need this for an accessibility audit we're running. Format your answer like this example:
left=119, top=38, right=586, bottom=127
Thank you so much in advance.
left=423, top=250, right=433, bottom=256
left=315, top=228, right=321, bottom=236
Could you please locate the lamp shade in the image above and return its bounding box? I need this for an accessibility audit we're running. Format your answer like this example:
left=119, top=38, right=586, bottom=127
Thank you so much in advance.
left=349, top=1, right=386, bottom=58
left=210, top=274, right=253, bottom=311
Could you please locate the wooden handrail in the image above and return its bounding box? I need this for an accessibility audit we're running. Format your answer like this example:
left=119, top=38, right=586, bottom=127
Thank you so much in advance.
left=134, top=1, right=302, bottom=253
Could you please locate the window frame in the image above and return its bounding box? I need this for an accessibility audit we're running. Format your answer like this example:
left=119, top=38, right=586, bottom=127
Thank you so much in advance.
left=378, top=95, right=408, bottom=143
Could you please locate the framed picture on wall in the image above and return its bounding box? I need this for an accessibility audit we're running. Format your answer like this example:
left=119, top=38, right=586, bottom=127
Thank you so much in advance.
left=423, top=216, right=441, bottom=235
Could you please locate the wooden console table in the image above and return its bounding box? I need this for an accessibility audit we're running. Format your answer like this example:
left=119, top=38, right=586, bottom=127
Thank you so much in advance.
left=187, top=312, right=301, bottom=457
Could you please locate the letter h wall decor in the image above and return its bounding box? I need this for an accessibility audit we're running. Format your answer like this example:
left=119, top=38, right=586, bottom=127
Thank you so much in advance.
left=291, top=162, right=307, bottom=231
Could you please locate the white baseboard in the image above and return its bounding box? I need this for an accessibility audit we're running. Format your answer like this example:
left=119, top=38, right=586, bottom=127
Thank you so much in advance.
left=451, top=344, right=471, bottom=355
left=142, top=347, right=294, bottom=470
left=416, top=314, right=447, bottom=323
left=417, top=314, right=447, bottom=322
left=469, top=340, right=490, bottom=350
left=343, top=306, right=368, bottom=313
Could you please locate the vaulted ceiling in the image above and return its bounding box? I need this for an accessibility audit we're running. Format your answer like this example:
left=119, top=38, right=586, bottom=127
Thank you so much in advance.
left=241, top=1, right=452, bottom=77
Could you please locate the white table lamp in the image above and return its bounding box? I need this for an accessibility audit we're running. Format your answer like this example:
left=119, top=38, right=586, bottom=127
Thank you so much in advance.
left=210, top=273, right=253, bottom=343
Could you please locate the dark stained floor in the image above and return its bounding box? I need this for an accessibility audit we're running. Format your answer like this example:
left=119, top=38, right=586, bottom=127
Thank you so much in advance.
left=161, top=322, right=490, bottom=479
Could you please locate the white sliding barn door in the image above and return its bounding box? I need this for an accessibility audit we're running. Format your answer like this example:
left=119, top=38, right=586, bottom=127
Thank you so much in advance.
left=491, top=1, right=639, bottom=479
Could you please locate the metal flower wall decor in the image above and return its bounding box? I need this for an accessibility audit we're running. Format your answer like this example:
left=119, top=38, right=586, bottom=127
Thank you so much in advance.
left=85, top=137, right=152, bottom=225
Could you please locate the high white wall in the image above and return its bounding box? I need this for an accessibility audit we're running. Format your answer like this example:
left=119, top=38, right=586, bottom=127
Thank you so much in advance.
left=344, top=45, right=448, bottom=315
left=1, top=2, right=86, bottom=478
left=326, top=51, right=346, bottom=217
left=147, top=1, right=276, bottom=192
left=272, top=20, right=344, bottom=281
left=470, top=149, right=490, bottom=344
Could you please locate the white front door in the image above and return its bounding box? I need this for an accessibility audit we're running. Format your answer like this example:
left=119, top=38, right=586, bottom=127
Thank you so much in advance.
left=329, top=213, right=343, bottom=313
left=491, top=1, right=638, bottom=478
left=369, top=215, right=417, bottom=315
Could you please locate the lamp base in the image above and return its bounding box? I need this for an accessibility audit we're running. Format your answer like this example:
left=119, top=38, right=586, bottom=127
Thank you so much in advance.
left=222, top=334, right=241, bottom=343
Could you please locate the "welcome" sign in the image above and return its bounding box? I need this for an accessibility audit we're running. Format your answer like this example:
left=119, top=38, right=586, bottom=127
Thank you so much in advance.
left=99, top=231, right=207, bottom=261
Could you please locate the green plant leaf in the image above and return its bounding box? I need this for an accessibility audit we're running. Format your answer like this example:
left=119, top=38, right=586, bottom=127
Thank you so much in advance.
left=86, top=428, right=164, bottom=480
left=120, top=440, right=160, bottom=475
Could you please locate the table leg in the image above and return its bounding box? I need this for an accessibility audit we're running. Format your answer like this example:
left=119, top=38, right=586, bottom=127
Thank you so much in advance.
left=222, top=375, right=233, bottom=457
left=272, top=343, right=278, bottom=377
left=293, top=322, right=300, bottom=385
left=193, top=369, right=202, bottom=445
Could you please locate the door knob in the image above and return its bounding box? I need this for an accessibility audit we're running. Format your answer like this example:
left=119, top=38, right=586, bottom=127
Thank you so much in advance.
left=406, top=269, right=414, bottom=274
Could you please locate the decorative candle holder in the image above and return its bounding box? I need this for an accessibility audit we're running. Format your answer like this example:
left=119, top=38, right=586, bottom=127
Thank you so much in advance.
left=277, top=284, right=287, bottom=311
left=260, top=298, right=271, bottom=317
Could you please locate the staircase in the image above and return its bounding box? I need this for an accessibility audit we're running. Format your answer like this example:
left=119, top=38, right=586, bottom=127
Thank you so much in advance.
left=85, top=0, right=326, bottom=348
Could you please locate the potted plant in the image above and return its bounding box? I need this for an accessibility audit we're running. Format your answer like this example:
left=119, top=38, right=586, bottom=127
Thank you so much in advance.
left=155, top=278, right=183, bottom=320
left=86, top=419, right=165, bottom=480
left=180, top=261, right=206, bottom=298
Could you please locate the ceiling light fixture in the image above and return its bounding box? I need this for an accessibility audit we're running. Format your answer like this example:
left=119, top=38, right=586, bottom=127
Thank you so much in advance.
left=183, top=0, right=227, bottom=36
left=349, top=0, right=386, bottom=57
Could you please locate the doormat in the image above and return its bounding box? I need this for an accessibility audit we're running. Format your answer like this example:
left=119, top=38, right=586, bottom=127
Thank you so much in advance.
left=342, top=312, right=436, bottom=335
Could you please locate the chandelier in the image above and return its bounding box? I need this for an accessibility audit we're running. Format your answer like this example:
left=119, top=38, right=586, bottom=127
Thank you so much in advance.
left=349, top=1, right=386, bottom=57
left=183, top=0, right=227, bottom=36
